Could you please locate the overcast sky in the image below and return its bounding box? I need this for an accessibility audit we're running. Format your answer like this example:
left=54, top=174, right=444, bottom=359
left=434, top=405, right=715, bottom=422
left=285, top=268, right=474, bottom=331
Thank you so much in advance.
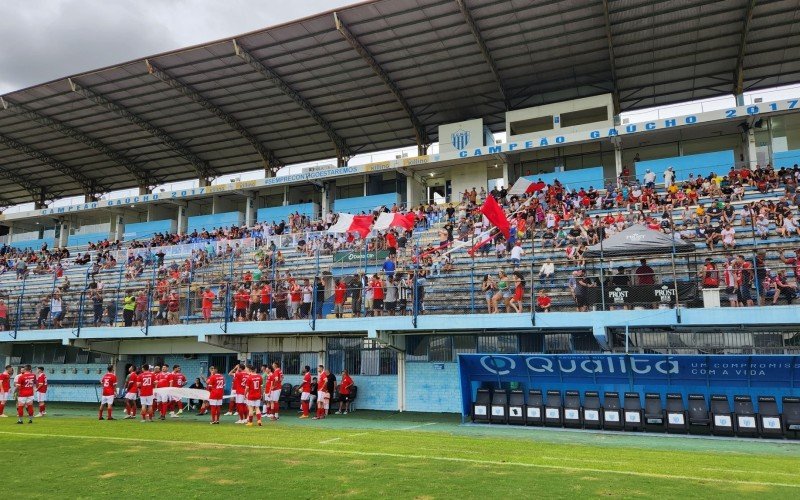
left=0, top=0, right=356, bottom=94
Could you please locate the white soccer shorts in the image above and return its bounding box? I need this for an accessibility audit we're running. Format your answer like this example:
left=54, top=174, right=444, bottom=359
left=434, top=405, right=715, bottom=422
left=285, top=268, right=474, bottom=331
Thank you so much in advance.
left=139, top=395, right=154, bottom=406
left=17, top=396, right=34, bottom=405
left=270, top=389, right=281, bottom=403
left=300, top=391, right=310, bottom=401
left=0, top=391, right=7, bottom=402
left=208, top=399, right=222, bottom=407
left=317, top=391, right=329, bottom=409
left=235, top=394, right=245, bottom=404
left=100, top=395, right=115, bottom=405
left=246, top=399, right=261, bottom=408
left=35, top=392, right=47, bottom=403
left=124, top=392, right=138, bottom=400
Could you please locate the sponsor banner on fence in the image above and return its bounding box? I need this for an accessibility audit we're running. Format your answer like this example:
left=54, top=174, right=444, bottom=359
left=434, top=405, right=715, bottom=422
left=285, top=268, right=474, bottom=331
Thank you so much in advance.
left=333, top=249, right=389, bottom=263
left=114, top=238, right=256, bottom=261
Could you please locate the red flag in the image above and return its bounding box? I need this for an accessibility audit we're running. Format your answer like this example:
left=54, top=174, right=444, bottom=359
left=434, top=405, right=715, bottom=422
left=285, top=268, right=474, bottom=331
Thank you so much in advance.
left=328, top=213, right=374, bottom=238
left=373, top=212, right=416, bottom=231
left=480, top=195, right=510, bottom=239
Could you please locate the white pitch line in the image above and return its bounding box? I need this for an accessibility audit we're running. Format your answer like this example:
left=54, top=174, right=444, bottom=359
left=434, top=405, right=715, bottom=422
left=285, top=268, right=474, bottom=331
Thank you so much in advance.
left=319, top=437, right=341, bottom=444
left=398, top=422, right=437, bottom=431
left=1, top=431, right=798, bottom=490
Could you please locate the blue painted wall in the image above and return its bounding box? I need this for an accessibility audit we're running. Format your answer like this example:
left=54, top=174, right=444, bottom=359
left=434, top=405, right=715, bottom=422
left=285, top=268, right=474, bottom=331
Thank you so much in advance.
left=123, top=219, right=176, bottom=240
left=774, top=149, right=800, bottom=168
left=187, top=212, right=244, bottom=233
left=68, top=232, right=109, bottom=247
left=33, top=364, right=107, bottom=402
left=334, top=193, right=400, bottom=214
left=257, top=203, right=317, bottom=224
left=523, top=166, right=605, bottom=191
left=635, top=150, right=735, bottom=182
left=8, top=238, right=53, bottom=250
left=406, top=362, right=461, bottom=413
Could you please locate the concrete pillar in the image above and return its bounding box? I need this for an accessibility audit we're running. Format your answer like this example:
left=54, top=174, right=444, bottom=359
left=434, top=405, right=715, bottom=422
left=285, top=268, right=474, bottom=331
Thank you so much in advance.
left=245, top=192, right=257, bottom=227
left=614, top=142, right=623, bottom=177
left=744, top=127, right=758, bottom=169
left=112, top=214, right=124, bottom=241
left=501, top=163, right=509, bottom=189
left=397, top=350, right=406, bottom=412
left=212, top=196, right=220, bottom=215
left=735, top=93, right=745, bottom=107
left=282, top=186, right=288, bottom=206
left=320, top=187, right=329, bottom=218
left=58, top=220, right=71, bottom=247
left=363, top=175, right=368, bottom=196
left=199, top=178, right=211, bottom=188
left=138, top=185, right=152, bottom=196
left=176, top=205, right=187, bottom=234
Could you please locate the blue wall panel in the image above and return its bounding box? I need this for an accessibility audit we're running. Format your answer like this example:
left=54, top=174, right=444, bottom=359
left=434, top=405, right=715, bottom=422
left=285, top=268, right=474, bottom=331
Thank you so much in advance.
left=8, top=238, right=53, bottom=250
left=774, top=149, right=800, bottom=168
left=334, top=193, right=400, bottom=214
left=406, top=362, right=461, bottom=413
left=187, top=212, right=244, bottom=233
left=68, top=232, right=110, bottom=247
left=635, top=150, right=735, bottom=182
left=257, top=203, right=317, bottom=224
left=523, top=166, right=605, bottom=190
left=123, top=219, right=176, bottom=240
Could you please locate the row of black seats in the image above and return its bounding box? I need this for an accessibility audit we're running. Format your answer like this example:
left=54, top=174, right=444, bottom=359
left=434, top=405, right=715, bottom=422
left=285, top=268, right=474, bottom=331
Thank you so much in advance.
left=472, top=388, right=800, bottom=438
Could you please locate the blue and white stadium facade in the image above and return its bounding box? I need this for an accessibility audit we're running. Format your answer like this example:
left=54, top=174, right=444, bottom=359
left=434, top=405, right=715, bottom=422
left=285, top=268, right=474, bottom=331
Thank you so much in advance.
left=1, top=0, right=800, bottom=422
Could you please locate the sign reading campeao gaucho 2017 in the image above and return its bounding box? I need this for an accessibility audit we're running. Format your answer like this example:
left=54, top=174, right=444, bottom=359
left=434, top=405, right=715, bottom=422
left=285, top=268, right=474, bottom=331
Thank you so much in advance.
left=453, top=98, right=800, bottom=159
left=334, top=250, right=389, bottom=263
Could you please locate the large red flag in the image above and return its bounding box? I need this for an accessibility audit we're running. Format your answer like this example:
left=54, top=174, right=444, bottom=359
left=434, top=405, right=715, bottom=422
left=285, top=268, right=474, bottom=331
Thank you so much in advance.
left=480, top=195, right=510, bottom=239
left=328, top=213, right=374, bottom=238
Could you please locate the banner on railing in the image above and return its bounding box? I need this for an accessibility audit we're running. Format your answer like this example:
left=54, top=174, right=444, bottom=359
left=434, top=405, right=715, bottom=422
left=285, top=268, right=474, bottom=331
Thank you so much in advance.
left=114, top=238, right=256, bottom=262
left=589, top=283, right=698, bottom=306
left=334, top=250, right=389, bottom=263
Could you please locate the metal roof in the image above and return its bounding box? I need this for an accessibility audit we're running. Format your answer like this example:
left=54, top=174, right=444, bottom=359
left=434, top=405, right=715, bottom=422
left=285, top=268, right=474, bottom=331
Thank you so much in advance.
left=0, top=0, right=798, bottom=207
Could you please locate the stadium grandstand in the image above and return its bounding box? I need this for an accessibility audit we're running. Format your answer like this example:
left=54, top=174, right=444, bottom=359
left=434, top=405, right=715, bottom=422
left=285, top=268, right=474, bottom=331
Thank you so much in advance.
left=2, top=0, right=800, bottom=439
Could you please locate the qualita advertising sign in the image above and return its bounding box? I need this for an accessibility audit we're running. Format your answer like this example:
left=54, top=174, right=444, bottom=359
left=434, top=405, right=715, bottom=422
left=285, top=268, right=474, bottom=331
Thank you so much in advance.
left=457, top=354, right=800, bottom=416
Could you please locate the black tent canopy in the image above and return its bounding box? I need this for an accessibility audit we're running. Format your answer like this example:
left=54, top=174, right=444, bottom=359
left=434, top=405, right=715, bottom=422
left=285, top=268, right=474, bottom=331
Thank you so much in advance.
left=586, top=224, right=696, bottom=258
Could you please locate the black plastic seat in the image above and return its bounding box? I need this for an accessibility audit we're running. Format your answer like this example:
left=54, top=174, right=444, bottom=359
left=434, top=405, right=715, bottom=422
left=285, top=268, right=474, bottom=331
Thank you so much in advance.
left=781, top=396, right=800, bottom=439
left=472, top=388, right=491, bottom=423
left=563, top=390, right=582, bottom=428
left=710, top=395, right=734, bottom=436
left=665, top=393, right=687, bottom=433
left=687, top=394, right=711, bottom=434
left=490, top=389, right=508, bottom=424
left=758, top=396, right=783, bottom=437
left=507, top=389, right=525, bottom=425
left=644, top=393, right=665, bottom=432
left=733, top=395, right=758, bottom=437
left=582, top=391, right=603, bottom=429
left=603, top=392, right=623, bottom=430
left=525, top=389, right=543, bottom=426
left=544, top=390, right=563, bottom=427
left=623, top=392, right=643, bottom=431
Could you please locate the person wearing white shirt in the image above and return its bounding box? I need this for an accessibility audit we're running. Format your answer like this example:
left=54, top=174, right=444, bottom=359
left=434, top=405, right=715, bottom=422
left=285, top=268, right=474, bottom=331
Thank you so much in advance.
left=509, top=242, right=524, bottom=268
left=538, top=259, right=555, bottom=286
left=663, top=166, right=675, bottom=189
left=721, top=225, right=736, bottom=250
left=643, top=169, right=656, bottom=188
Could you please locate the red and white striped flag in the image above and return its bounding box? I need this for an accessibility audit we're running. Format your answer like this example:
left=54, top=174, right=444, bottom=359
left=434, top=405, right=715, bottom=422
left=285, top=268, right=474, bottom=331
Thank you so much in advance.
left=373, top=212, right=416, bottom=232
left=327, top=213, right=373, bottom=238
left=508, top=177, right=546, bottom=197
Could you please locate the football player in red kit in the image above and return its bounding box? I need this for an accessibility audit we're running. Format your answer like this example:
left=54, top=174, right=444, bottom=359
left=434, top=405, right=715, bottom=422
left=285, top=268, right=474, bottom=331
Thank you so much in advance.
left=269, top=361, right=283, bottom=420
left=205, top=366, right=225, bottom=424
left=0, top=365, right=13, bottom=417
left=138, top=364, right=155, bottom=422
left=230, top=364, right=248, bottom=424
left=153, top=365, right=168, bottom=420
left=35, top=366, right=48, bottom=417
left=299, top=365, right=312, bottom=418
left=170, top=365, right=187, bottom=417
left=123, top=365, right=138, bottom=419
left=244, top=365, right=263, bottom=427
left=314, top=365, right=328, bottom=420
left=15, top=364, right=36, bottom=424
left=99, top=365, right=117, bottom=420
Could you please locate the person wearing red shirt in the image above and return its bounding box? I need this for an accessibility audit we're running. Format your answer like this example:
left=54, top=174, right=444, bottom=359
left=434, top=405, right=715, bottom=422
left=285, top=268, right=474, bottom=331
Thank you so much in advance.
left=536, top=289, right=552, bottom=312
left=99, top=365, right=118, bottom=420
left=314, top=364, right=328, bottom=420
left=371, top=274, right=385, bottom=317
left=35, top=366, right=48, bottom=417
left=0, top=365, right=13, bottom=417
left=166, top=290, right=180, bottom=325
left=299, top=365, right=312, bottom=418
left=289, top=280, right=302, bottom=319
left=244, top=365, right=263, bottom=427
left=206, top=366, right=225, bottom=424
left=152, top=365, right=168, bottom=420
left=259, top=283, right=272, bottom=320
left=137, top=364, right=155, bottom=422
left=261, top=365, right=273, bottom=416
left=268, top=361, right=283, bottom=420
left=15, top=365, right=37, bottom=424
left=201, top=287, right=216, bottom=323
left=229, top=363, right=248, bottom=423
left=333, top=279, right=347, bottom=318
left=336, top=370, right=354, bottom=415
left=170, top=365, right=188, bottom=416
left=234, top=287, right=249, bottom=322
left=123, top=365, right=138, bottom=419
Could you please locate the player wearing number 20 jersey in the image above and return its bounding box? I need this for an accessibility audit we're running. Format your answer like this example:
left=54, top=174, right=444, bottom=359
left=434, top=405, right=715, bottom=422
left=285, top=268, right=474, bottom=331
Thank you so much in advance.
left=137, top=365, right=155, bottom=422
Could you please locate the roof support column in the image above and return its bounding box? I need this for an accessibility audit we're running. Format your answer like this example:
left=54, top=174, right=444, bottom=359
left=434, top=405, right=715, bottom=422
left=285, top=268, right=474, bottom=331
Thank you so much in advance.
left=601, top=0, right=621, bottom=117
left=734, top=0, right=757, bottom=97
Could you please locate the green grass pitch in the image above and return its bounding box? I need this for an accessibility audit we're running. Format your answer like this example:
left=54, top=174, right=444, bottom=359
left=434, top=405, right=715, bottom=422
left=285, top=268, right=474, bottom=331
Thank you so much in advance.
left=2, top=404, right=799, bottom=498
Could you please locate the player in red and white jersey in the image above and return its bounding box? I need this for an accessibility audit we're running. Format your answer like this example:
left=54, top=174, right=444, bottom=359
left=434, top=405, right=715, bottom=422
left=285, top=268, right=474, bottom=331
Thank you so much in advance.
left=299, top=365, right=312, bottom=418
left=170, top=365, right=187, bottom=417
left=35, top=366, right=48, bottom=417
left=261, top=365, right=272, bottom=416
left=244, top=365, right=263, bottom=427
left=123, top=365, right=138, bottom=419
left=153, top=365, right=168, bottom=420
left=314, top=364, right=328, bottom=420
left=15, top=364, right=36, bottom=424
left=224, top=365, right=238, bottom=417
left=229, top=363, right=248, bottom=423
left=137, top=364, right=155, bottom=422
left=98, top=365, right=118, bottom=420
left=0, top=365, right=13, bottom=418
left=160, top=364, right=175, bottom=418
left=205, top=366, right=225, bottom=424
left=268, top=361, right=283, bottom=420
